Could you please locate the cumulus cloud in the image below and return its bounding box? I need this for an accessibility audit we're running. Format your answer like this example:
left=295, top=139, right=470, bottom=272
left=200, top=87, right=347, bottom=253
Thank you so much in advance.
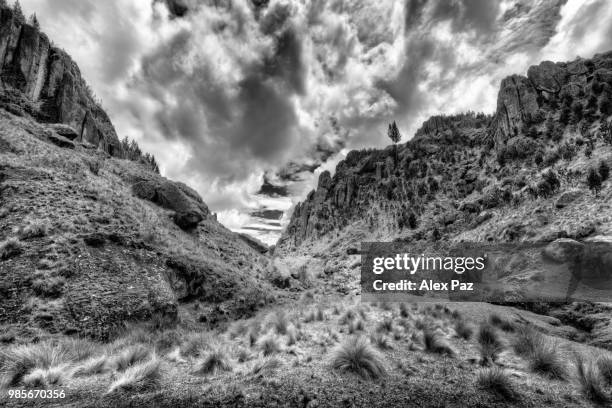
left=20, top=0, right=612, bottom=243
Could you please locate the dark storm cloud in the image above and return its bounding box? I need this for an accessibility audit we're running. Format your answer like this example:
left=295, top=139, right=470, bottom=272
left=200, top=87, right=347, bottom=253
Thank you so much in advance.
left=20, top=0, right=612, bottom=244
left=135, top=3, right=307, bottom=184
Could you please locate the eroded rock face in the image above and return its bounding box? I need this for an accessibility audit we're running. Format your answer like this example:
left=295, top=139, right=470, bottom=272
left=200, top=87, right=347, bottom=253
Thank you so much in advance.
left=0, top=5, right=121, bottom=156
left=490, top=51, right=612, bottom=144
left=132, top=178, right=209, bottom=230
left=490, top=75, right=539, bottom=144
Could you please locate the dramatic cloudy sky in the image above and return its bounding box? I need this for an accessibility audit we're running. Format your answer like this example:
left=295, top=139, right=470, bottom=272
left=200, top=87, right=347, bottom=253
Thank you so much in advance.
left=20, top=0, right=612, bottom=244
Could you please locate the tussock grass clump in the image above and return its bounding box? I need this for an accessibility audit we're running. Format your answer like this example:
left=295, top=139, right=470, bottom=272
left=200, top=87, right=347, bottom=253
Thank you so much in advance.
left=31, top=276, right=65, bottom=298
left=348, top=319, right=365, bottom=334
left=155, top=330, right=182, bottom=352
left=376, top=318, right=394, bottom=333
left=0, top=341, right=68, bottom=387
left=370, top=333, right=393, bottom=350
left=286, top=325, right=298, bottom=346
left=575, top=353, right=610, bottom=404
left=107, top=358, right=161, bottom=393
left=379, top=302, right=393, bottom=311
left=251, top=357, right=281, bottom=376
left=528, top=338, right=567, bottom=380
left=57, top=337, right=97, bottom=362
left=489, top=313, right=515, bottom=332
left=74, top=356, right=109, bottom=377
left=228, top=321, right=249, bottom=339
left=340, top=309, right=357, bottom=325
left=180, top=333, right=210, bottom=357
left=268, top=311, right=289, bottom=335
left=513, top=325, right=540, bottom=357
left=22, top=365, right=69, bottom=388
left=478, top=323, right=504, bottom=365
left=477, top=366, right=518, bottom=401
left=331, top=337, right=386, bottom=380
left=414, top=318, right=427, bottom=331
left=454, top=319, right=474, bottom=340
left=597, top=355, right=612, bottom=385
left=111, top=346, right=151, bottom=372
left=18, top=219, right=49, bottom=239
left=423, top=330, right=455, bottom=356
left=399, top=303, right=410, bottom=318
left=193, top=349, right=233, bottom=376
left=0, top=330, right=16, bottom=344
left=301, top=291, right=315, bottom=302
left=489, top=313, right=503, bottom=326
left=258, top=334, right=281, bottom=356
left=0, top=237, right=22, bottom=260
left=392, top=328, right=403, bottom=341
left=235, top=348, right=252, bottom=363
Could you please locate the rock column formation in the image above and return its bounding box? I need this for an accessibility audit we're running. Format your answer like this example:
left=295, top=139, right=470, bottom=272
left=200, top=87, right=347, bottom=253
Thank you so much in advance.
left=0, top=5, right=121, bottom=155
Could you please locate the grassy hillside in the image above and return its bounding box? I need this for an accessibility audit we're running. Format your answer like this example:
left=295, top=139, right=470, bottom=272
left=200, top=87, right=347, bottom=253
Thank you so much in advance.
left=2, top=295, right=611, bottom=407
left=0, top=109, right=276, bottom=342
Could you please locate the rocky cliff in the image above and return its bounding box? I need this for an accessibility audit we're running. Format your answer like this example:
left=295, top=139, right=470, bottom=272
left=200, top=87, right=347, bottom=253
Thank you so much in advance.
left=277, top=51, right=612, bottom=254
left=0, top=6, right=276, bottom=339
left=490, top=52, right=612, bottom=144
left=0, top=4, right=121, bottom=156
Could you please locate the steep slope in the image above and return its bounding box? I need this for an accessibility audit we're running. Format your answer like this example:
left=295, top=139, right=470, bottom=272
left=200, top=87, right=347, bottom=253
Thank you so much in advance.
left=0, top=6, right=275, bottom=340
left=277, top=51, right=612, bottom=253
left=0, top=4, right=121, bottom=156
left=276, top=52, right=612, bottom=348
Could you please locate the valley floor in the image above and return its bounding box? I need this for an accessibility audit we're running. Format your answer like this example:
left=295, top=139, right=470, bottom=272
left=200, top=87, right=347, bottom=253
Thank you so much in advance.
left=2, top=296, right=610, bottom=408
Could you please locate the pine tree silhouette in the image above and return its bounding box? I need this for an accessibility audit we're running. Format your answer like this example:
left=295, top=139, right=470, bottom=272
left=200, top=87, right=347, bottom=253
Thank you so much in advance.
left=12, top=0, right=25, bottom=23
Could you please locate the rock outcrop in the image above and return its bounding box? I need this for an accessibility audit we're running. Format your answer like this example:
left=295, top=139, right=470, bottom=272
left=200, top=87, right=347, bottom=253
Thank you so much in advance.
left=132, top=178, right=210, bottom=230
left=278, top=51, right=612, bottom=254
left=0, top=4, right=121, bottom=156
left=489, top=51, right=612, bottom=144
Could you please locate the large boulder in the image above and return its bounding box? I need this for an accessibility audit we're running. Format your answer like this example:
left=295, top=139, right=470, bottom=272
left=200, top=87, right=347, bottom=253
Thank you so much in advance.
left=47, top=132, right=75, bottom=149
left=133, top=179, right=209, bottom=230
left=555, top=189, right=583, bottom=209
left=46, top=124, right=79, bottom=140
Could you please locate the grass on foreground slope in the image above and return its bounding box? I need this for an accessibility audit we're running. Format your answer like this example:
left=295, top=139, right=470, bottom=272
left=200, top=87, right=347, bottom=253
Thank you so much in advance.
left=2, top=297, right=611, bottom=407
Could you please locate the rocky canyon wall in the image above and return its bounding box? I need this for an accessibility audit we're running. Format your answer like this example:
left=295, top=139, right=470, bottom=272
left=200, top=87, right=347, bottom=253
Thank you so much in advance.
left=0, top=5, right=121, bottom=156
